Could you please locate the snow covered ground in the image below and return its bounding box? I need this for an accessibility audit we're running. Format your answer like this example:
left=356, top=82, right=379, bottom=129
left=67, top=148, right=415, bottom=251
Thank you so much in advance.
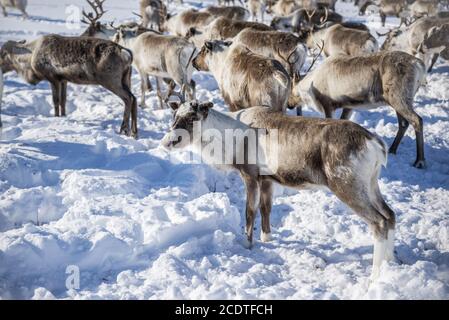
left=0, top=0, right=448, bottom=300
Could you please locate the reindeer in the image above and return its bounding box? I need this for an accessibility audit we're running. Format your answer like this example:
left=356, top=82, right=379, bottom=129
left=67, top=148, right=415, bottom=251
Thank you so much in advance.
left=139, top=0, right=167, bottom=32
left=192, top=40, right=291, bottom=112
left=359, top=0, right=407, bottom=26
left=161, top=101, right=396, bottom=280
left=233, top=28, right=307, bottom=77
left=164, top=6, right=249, bottom=36
left=232, top=28, right=306, bottom=114
left=302, top=22, right=378, bottom=57
left=380, top=15, right=449, bottom=71
left=0, top=35, right=138, bottom=137
left=80, top=0, right=113, bottom=39
left=1, top=0, right=28, bottom=18
left=270, top=7, right=343, bottom=33
left=409, top=0, right=439, bottom=19
left=247, top=0, right=267, bottom=22
left=416, top=23, right=449, bottom=67
left=203, top=5, right=249, bottom=20
left=267, top=0, right=301, bottom=16
left=290, top=51, right=427, bottom=168
left=113, top=27, right=196, bottom=109
left=163, top=10, right=215, bottom=36
left=187, top=16, right=272, bottom=48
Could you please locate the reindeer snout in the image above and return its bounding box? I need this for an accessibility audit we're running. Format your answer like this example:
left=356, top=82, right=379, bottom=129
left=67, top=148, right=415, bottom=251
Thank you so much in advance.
left=160, top=131, right=182, bottom=150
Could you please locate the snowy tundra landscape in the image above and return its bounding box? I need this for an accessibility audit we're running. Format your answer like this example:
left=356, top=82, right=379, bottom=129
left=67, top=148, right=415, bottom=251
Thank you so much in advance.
left=0, top=0, right=448, bottom=300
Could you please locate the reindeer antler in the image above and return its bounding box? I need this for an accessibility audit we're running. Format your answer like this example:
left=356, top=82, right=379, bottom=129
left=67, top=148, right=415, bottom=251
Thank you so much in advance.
left=82, top=0, right=107, bottom=25
left=320, top=7, right=329, bottom=24
left=305, top=8, right=317, bottom=22
left=277, top=47, right=300, bottom=77
left=305, top=40, right=324, bottom=74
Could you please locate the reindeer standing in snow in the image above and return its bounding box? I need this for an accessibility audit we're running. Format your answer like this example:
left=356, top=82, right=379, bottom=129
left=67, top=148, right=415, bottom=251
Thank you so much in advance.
left=161, top=101, right=396, bottom=280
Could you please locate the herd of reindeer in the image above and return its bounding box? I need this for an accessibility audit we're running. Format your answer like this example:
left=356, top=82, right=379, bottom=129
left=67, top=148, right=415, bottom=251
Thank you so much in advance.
left=1, top=0, right=449, bottom=279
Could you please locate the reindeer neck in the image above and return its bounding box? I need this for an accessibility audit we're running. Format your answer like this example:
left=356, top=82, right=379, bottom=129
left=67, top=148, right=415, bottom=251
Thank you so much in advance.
left=207, top=49, right=230, bottom=80
left=194, top=109, right=252, bottom=167
left=12, top=43, right=38, bottom=84
left=202, top=109, right=249, bottom=134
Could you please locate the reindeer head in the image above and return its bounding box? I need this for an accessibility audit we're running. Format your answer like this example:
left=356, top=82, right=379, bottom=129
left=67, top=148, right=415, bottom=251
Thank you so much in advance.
left=0, top=40, right=28, bottom=73
left=418, top=25, right=449, bottom=57
left=379, top=28, right=404, bottom=51
left=80, top=0, right=107, bottom=37
left=112, top=25, right=140, bottom=45
left=192, top=40, right=233, bottom=72
left=160, top=101, right=214, bottom=150
left=270, top=16, right=292, bottom=31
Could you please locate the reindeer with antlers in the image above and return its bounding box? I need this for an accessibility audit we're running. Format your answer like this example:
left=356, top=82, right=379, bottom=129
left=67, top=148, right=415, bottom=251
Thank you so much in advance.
left=80, top=0, right=115, bottom=39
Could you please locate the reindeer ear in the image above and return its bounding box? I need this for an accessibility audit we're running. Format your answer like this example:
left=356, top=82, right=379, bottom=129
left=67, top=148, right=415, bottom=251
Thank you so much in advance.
left=169, top=101, right=180, bottom=111
left=198, top=102, right=213, bottom=117
left=204, top=41, right=213, bottom=51
left=199, top=102, right=213, bottom=110
left=186, top=27, right=196, bottom=38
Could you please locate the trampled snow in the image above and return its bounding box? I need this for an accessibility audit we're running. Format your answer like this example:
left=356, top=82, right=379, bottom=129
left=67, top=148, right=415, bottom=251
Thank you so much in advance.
left=0, top=0, right=448, bottom=300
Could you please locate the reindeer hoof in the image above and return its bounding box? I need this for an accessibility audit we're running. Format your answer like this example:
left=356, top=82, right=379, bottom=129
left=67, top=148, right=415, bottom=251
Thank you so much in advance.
left=243, top=237, right=253, bottom=249
left=413, top=160, right=426, bottom=169
left=119, top=126, right=130, bottom=136
left=131, top=131, right=138, bottom=139
left=261, top=232, right=272, bottom=243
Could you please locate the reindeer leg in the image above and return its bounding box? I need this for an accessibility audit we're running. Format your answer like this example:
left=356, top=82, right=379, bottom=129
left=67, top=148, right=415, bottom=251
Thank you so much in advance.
left=139, top=72, right=150, bottom=108
left=103, top=69, right=137, bottom=138
left=340, top=108, right=353, bottom=120
left=1, top=6, right=7, bottom=17
left=50, top=81, right=61, bottom=117
left=259, top=179, right=273, bottom=243
left=324, top=108, right=334, bottom=118
left=189, top=79, right=196, bottom=101
left=389, top=102, right=425, bottom=168
left=60, top=81, right=67, bottom=117
left=296, top=106, right=302, bottom=116
left=156, top=77, right=164, bottom=109
left=241, top=172, right=260, bottom=248
left=21, top=8, right=29, bottom=19
left=427, top=54, right=439, bottom=73
left=380, top=12, right=386, bottom=27
left=164, top=80, right=178, bottom=103
left=328, top=175, right=395, bottom=281
left=389, top=112, right=409, bottom=155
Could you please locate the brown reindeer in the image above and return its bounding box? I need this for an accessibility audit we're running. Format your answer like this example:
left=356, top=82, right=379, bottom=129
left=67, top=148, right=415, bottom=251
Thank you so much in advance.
left=0, top=35, right=138, bottom=138
left=192, top=40, right=291, bottom=112
left=291, top=51, right=427, bottom=168
left=161, top=102, right=396, bottom=280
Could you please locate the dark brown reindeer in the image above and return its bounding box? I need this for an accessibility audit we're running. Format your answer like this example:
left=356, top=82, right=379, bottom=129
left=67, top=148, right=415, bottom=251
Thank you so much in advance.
left=0, top=35, right=138, bottom=138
